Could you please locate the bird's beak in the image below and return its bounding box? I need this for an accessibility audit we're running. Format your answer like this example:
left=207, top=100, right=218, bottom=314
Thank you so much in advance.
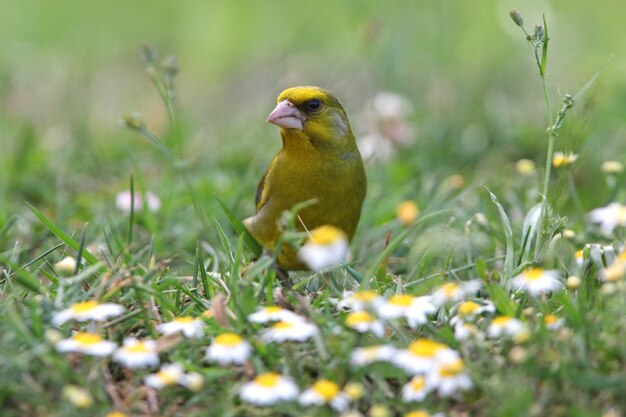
left=266, top=100, right=305, bottom=131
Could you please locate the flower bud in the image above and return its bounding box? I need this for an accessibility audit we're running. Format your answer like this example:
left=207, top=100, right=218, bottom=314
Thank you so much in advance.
left=602, top=161, right=624, bottom=174
left=121, top=112, right=146, bottom=130
left=139, top=44, right=158, bottom=67
left=509, top=10, right=524, bottom=27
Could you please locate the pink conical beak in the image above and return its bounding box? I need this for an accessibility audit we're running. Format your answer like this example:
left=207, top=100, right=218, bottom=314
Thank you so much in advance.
left=266, top=100, right=305, bottom=130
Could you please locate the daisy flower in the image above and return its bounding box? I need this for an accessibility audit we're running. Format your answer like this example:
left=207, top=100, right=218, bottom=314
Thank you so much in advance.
left=248, top=306, right=303, bottom=323
left=62, top=385, right=93, bottom=408
left=337, top=290, right=384, bottom=311
left=543, top=315, right=564, bottom=330
left=393, top=339, right=460, bottom=375
left=180, top=372, right=204, bottom=391
left=552, top=151, right=578, bottom=168
left=428, top=358, right=473, bottom=397
left=56, top=332, right=117, bottom=356
left=205, top=333, right=251, bottom=365
left=401, top=375, right=434, bottom=402
left=376, top=294, right=436, bottom=328
left=299, top=379, right=350, bottom=412
left=262, top=320, right=318, bottom=343
left=55, top=256, right=77, bottom=276
left=113, top=338, right=159, bottom=369
left=116, top=190, right=161, bottom=213
left=298, top=225, right=349, bottom=271
left=345, top=311, right=385, bottom=337
left=510, top=267, right=561, bottom=296
left=52, top=300, right=124, bottom=326
left=239, top=372, right=299, bottom=406
left=487, top=316, right=529, bottom=342
left=450, top=300, right=495, bottom=322
left=405, top=411, right=446, bottom=417
left=156, top=316, right=204, bottom=338
left=451, top=321, right=483, bottom=342
left=145, top=363, right=185, bottom=389
left=431, top=280, right=481, bottom=307
left=350, top=344, right=397, bottom=366
left=588, top=203, right=626, bottom=234
left=397, top=201, right=419, bottom=226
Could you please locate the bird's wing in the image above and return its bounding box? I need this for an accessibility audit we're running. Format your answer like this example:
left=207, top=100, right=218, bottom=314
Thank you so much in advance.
left=254, top=155, right=278, bottom=212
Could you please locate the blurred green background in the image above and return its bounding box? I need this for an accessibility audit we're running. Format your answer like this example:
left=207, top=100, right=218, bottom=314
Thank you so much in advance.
left=1, top=0, right=625, bottom=260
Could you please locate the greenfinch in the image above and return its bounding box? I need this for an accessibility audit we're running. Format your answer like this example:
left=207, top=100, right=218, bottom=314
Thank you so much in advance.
left=244, top=86, right=367, bottom=270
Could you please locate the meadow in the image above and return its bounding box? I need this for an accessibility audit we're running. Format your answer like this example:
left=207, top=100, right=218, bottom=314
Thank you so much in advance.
left=1, top=1, right=626, bottom=416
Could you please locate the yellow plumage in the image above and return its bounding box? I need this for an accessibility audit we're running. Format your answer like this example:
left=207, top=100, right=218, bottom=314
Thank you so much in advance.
left=244, top=86, right=366, bottom=270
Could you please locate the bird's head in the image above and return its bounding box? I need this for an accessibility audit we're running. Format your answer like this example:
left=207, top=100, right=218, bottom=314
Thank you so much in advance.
left=267, top=86, right=354, bottom=148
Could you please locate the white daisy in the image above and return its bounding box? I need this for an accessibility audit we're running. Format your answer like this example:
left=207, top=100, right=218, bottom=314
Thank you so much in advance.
left=401, top=375, right=434, bottom=402
left=62, top=385, right=93, bottom=408
left=376, top=294, right=436, bottom=328
left=451, top=321, right=483, bottom=342
left=393, top=339, right=460, bottom=375
left=145, top=363, right=185, bottom=389
left=588, top=203, right=626, bottom=234
left=205, top=333, right=251, bottom=366
left=262, top=320, right=318, bottom=343
left=543, top=315, right=564, bottom=330
left=56, top=332, right=117, bottom=356
left=52, top=300, right=124, bottom=326
left=350, top=345, right=397, bottom=366
left=156, top=316, right=204, bottom=338
left=299, top=379, right=350, bottom=412
left=298, top=225, right=349, bottom=271
left=345, top=311, right=385, bottom=337
left=239, top=372, right=299, bottom=406
left=427, top=358, right=473, bottom=397
left=404, top=411, right=446, bottom=417
left=487, top=316, right=529, bottom=342
left=248, top=306, right=303, bottom=323
left=510, top=267, right=561, bottom=296
left=113, top=338, right=159, bottom=369
left=337, top=290, right=384, bottom=311
left=431, top=280, right=482, bottom=307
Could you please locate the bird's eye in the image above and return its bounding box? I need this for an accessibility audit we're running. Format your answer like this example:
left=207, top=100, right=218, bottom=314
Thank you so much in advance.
left=306, top=99, right=322, bottom=111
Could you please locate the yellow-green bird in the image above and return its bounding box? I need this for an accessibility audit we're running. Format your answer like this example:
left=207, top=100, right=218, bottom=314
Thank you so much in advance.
left=244, top=86, right=367, bottom=270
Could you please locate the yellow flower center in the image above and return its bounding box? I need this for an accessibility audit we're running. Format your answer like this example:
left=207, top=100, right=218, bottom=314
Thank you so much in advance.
left=491, top=316, right=511, bottom=326
left=255, top=372, right=280, bottom=387
left=388, top=294, right=414, bottom=307
left=156, top=369, right=179, bottom=385
left=174, top=316, right=195, bottom=324
left=105, top=413, right=128, bottom=417
left=73, top=332, right=103, bottom=345
left=458, top=301, right=480, bottom=316
left=396, top=201, right=419, bottom=225
left=351, top=290, right=379, bottom=302
left=126, top=341, right=151, bottom=353
left=264, top=306, right=283, bottom=314
left=312, top=379, right=339, bottom=401
left=544, top=315, right=557, bottom=325
left=71, top=301, right=99, bottom=313
left=523, top=267, right=545, bottom=281
left=617, top=251, right=626, bottom=262
left=575, top=250, right=583, bottom=260
left=405, top=412, right=431, bottom=417
left=409, top=376, right=427, bottom=391
left=441, top=283, right=460, bottom=297
left=272, top=321, right=294, bottom=330
left=407, top=339, right=446, bottom=357
left=215, top=333, right=243, bottom=346
left=618, top=206, right=626, bottom=223
left=308, top=225, right=346, bottom=245
left=346, top=311, right=374, bottom=326
left=439, top=359, right=465, bottom=377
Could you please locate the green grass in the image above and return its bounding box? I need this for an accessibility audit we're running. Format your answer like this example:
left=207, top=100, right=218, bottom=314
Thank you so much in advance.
left=2, top=2, right=626, bottom=416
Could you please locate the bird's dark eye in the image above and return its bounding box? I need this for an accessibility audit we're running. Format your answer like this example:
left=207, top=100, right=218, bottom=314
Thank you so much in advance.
left=306, top=99, right=322, bottom=111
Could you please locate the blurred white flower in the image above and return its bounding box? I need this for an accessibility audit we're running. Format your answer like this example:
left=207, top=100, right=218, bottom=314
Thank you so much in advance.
left=298, top=225, right=349, bottom=271
left=358, top=92, right=415, bottom=161
left=543, top=314, right=564, bottom=330
left=427, top=358, right=473, bottom=397
left=205, top=333, right=251, bottom=365
left=56, top=332, right=117, bottom=356
left=113, top=338, right=159, bottom=369
left=345, top=311, right=385, bottom=337
left=62, top=385, right=93, bottom=408
left=451, top=321, right=483, bottom=342
left=54, top=256, right=77, bottom=276
left=299, top=379, right=350, bottom=412
left=350, top=344, right=397, bottom=366
left=510, top=267, right=561, bottom=296
left=262, top=320, right=318, bottom=343
left=156, top=316, right=204, bottom=338
left=487, top=316, right=529, bottom=342
left=337, top=290, right=384, bottom=311
left=588, top=203, right=626, bottom=234
left=239, top=372, right=299, bottom=406
left=145, top=363, right=185, bottom=389
left=401, top=375, right=434, bottom=402
left=393, top=339, right=460, bottom=375
left=376, top=294, right=436, bottom=328
left=116, top=190, right=161, bottom=213
left=53, top=300, right=124, bottom=326
left=552, top=151, right=578, bottom=168
left=248, top=306, right=303, bottom=323
left=431, top=280, right=482, bottom=307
